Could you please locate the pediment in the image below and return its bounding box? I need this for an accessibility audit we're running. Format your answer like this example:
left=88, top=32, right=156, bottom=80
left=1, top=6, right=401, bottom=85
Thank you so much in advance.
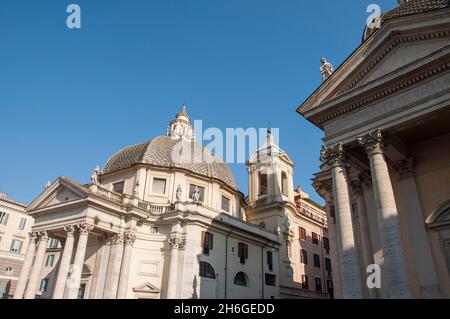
left=133, top=282, right=161, bottom=294
left=326, top=33, right=450, bottom=102
left=298, top=17, right=450, bottom=118
left=27, top=177, right=89, bottom=212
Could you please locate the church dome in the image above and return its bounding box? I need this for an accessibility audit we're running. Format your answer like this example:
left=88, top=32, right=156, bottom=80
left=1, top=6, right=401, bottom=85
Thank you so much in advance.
left=363, top=0, right=450, bottom=42
left=102, top=106, right=237, bottom=190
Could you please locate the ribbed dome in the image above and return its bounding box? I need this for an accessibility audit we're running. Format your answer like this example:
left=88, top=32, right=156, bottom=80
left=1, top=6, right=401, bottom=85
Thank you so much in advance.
left=103, top=136, right=237, bottom=190
left=363, top=0, right=450, bottom=41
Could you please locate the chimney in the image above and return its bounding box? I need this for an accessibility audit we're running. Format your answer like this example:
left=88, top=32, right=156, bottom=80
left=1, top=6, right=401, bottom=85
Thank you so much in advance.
left=0, top=192, right=7, bottom=200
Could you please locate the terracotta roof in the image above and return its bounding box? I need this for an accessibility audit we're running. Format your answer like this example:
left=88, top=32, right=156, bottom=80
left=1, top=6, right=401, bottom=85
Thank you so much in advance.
left=103, top=136, right=237, bottom=190
left=364, top=0, right=450, bottom=41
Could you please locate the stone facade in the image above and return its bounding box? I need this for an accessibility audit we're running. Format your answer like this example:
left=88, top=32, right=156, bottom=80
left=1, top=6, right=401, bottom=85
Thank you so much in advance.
left=0, top=192, right=33, bottom=299
left=11, top=107, right=329, bottom=299
left=298, top=0, right=450, bottom=299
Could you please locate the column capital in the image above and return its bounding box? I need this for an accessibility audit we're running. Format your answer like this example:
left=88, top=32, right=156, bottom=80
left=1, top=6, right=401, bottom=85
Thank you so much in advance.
left=111, top=233, right=125, bottom=245
left=77, top=223, right=94, bottom=235
left=350, top=179, right=363, bottom=196
left=169, top=236, right=185, bottom=249
left=29, top=232, right=39, bottom=242
left=124, top=232, right=137, bottom=246
left=64, top=225, right=77, bottom=237
left=320, top=143, right=347, bottom=168
left=358, top=129, right=384, bottom=156
left=392, top=158, right=414, bottom=179
left=37, top=231, right=49, bottom=242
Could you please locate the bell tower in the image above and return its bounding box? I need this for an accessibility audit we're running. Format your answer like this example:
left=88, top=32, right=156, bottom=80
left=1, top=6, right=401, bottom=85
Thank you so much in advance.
left=246, top=129, right=295, bottom=207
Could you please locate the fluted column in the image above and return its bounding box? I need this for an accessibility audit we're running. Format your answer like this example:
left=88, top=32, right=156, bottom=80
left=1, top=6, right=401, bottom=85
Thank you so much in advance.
left=358, top=130, right=412, bottom=299
left=166, top=235, right=185, bottom=299
left=13, top=232, right=38, bottom=299
left=24, top=231, right=49, bottom=299
left=321, top=144, right=363, bottom=299
left=117, top=232, right=137, bottom=299
left=66, top=223, right=93, bottom=299
left=103, top=233, right=125, bottom=299
left=351, top=176, right=377, bottom=299
left=52, top=225, right=76, bottom=299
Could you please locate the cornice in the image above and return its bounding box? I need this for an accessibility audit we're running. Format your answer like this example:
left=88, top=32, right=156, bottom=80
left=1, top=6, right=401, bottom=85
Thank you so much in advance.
left=317, top=58, right=450, bottom=125
left=298, top=14, right=450, bottom=118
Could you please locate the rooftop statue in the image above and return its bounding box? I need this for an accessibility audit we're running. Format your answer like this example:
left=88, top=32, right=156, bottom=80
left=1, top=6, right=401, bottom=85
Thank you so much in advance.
left=320, top=58, right=334, bottom=81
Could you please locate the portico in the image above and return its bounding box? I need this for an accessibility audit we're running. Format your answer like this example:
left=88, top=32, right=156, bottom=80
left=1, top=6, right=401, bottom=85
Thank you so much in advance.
left=298, top=0, right=450, bottom=298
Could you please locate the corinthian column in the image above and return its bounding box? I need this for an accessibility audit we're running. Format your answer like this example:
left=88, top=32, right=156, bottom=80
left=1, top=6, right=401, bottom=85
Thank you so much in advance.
left=24, top=231, right=49, bottom=299
left=117, top=232, right=137, bottom=299
left=66, top=223, right=94, bottom=299
left=321, top=144, right=363, bottom=299
left=166, top=235, right=185, bottom=299
left=358, top=130, right=412, bottom=299
left=103, top=233, right=125, bottom=299
left=52, top=225, right=76, bottom=299
left=351, top=176, right=377, bottom=299
left=13, top=232, right=38, bottom=299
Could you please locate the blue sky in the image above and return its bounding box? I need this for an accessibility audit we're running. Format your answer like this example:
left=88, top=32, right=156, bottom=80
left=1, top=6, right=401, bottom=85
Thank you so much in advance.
left=0, top=0, right=397, bottom=205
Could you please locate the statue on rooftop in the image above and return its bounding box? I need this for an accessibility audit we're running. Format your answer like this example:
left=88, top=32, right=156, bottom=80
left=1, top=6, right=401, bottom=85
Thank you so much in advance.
left=320, top=58, right=334, bottom=81
left=90, top=165, right=101, bottom=185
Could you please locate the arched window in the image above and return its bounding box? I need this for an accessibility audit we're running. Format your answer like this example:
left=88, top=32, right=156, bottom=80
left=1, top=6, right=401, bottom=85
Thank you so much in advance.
left=259, top=173, right=268, bottom=196
left=286, top=240, right=292, bottom=258
left=199, top=262, right=216, bottom=279
left=426, top=200, right=450, bottom=275
left=281, top=172, right=288, bottom=196
left=233, top=272, right=248, bottom=287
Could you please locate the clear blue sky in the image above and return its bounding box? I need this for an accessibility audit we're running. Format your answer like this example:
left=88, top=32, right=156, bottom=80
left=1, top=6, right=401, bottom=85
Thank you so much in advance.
left=0, top=0, right=397, bottom=205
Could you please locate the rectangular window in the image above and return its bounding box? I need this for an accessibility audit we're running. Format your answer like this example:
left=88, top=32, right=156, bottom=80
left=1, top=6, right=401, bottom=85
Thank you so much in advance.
left=300, top=249, right=308, bottom=265
left=238, top=243, right=249, bottom=265
left=0, top=284, right=7, bottom=299
left=299, top=227, right=306, bottom=241
left=39, top=279, right=49, bottom=293
left=0, top=212, right=9, bottom=226
left=315, top=278, right=322, bottom=292
left=286, top=266, right=294, bottom=279
left=113, top=181, right=124, bottom=194
left=152, top=178, right=167, bottom=195
left=325, top=257, right=332, bottom=274
left=78, top=284, right=86, bottom=299
left=302, top=274, right=309, bottom=290
left=265, top=274, right=276, bottom=287
left=221, top=196, right=230, bottom=213
left=18, top=217, right=27, bottom=230
left=314, top=254, right=321, bottom=268
left=189, top=184, right=205, bottom=202
left=10, top=239, right=23, bottom=254
left=150, top=226, right=159, bottom=234
left=312, top=232, right=320, bottom=245
left=323, top=237, right=330, bottom=254
left=49, top=238, right=59, bottom=249
left=46, top=254, right=55, bottom=267
left=201, top=232, right=214, bottom=255
left=267, top=251, right=273, bottom=271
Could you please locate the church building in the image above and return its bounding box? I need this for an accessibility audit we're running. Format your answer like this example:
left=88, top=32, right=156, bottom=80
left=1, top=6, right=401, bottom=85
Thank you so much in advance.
left=12, top=106, right=330, bottom=299
left=298, top=0, right=450, bottom=299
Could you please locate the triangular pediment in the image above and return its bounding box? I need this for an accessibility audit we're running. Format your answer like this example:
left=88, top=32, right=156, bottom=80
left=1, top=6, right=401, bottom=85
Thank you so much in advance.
left=133, top=282, right=161, bottom=294
left=298, top=13, right=450, bottom=117
left=325, top=36, right=450, bottom=101
left=27, top=177, right=89, bottom=212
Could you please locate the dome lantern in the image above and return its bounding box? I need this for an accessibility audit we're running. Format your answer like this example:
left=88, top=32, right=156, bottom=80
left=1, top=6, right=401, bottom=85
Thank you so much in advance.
left=168, top=104, right=195, bottom=141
